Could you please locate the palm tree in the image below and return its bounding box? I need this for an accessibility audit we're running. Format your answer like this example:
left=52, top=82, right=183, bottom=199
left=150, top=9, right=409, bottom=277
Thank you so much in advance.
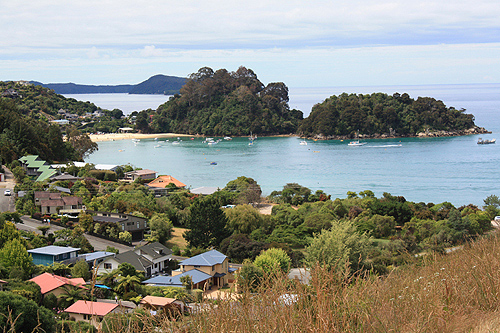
left=115, top=275, right=141, bottom=294
left=57, top=284, right=88, bottom=309
left=98, top=269, right=120, bottom=288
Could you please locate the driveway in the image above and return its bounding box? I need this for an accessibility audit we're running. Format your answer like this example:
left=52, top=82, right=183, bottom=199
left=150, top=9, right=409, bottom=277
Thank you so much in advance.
left=18, top=216, right=134, bottom=253
left=0, top=165, right=16, bottom=212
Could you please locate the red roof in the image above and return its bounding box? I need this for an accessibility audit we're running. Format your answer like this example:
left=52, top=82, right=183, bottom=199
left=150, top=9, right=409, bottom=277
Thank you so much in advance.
left=148, top=175, right=186, bottom=188
left=29, top=272, right=87, bottom=294
left=140, top=295, right=178, bottom=307
left=65, top=300, right=118, bottom=316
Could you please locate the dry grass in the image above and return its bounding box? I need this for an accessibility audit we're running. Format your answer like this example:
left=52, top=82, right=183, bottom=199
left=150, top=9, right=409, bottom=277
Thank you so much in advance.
left=166, top=227, right=188, bottom=250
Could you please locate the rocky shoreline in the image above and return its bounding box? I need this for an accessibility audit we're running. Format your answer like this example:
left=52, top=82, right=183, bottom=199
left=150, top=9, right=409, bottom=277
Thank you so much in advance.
left=302, top=126, right=491, bottom=140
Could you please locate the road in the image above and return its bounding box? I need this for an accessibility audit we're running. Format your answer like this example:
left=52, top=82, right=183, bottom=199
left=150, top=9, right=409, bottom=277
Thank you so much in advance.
left=0, top=165, right=16, bottom=212
left=18, top=216, right=134, bottom=253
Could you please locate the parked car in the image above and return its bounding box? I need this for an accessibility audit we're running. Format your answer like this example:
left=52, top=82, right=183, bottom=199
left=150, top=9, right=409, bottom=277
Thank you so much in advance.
left=4, top=190, right=11, bottom=196
left=495, top=216, right=500, bottom=221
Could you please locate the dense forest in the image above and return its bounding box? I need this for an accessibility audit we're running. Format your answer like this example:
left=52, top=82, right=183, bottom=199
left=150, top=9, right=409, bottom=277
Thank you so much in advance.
left=298, top=92, right=478, bottom=138
left=148, top=67, right=303, bottom=136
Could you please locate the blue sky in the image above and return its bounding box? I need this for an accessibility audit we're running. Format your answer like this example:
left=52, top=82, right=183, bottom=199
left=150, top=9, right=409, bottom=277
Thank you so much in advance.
left=1, top=0, right=499, bottom=87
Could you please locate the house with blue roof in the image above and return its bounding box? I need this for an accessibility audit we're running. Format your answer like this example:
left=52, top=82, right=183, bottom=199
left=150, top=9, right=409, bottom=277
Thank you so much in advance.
left=142, top=249, right=239, bottom=289
left=28, top=245, right=80, bottom=266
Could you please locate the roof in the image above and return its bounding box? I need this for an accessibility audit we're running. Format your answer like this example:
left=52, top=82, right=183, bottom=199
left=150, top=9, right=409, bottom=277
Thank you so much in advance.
left=180, top=249, right=227, bottom=267
left=81, top=251, right=115, bottom=263
left=35, top=165, right=57, bottom=182
left=65, top=300, right=118, bottom=317
left=190, top=187, right=220, bottom=195
left=34, top=191, right=61, bottom=200
left=52, top=186, right=72, bottom=194
left=29, top=272, right=87, bottom=294
left=93, top=215, right=126, bottom=223
left=142, top=269, right=212, bottom=287
left=135, top=242, right=173, bottom=260
left=148, top=175, right=186, bottom=188
left=50, top=172, right=81, bottom=181
left=140, top=295, right=178, bottom=307
left=39, top=196, right=82, bottom=207
left=28, top=245, right=80, bottom=256
left=97, top=298, right=136, bottom=309
left=110, top=251, right=153, bottom=271
left=126, top=169, right=157, bottom=176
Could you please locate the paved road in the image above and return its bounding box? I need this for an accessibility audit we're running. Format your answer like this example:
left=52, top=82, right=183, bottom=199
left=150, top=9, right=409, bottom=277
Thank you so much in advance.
left=0, top=165, right=16, bottom=212
left=18, top=216, right=134, bottom=253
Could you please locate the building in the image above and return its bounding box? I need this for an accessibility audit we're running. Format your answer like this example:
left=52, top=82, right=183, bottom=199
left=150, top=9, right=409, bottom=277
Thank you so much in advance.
left=18, top=155, right=57, bottom=181
left=147, top=175, right=186, bottom=196
left=64, top=300, right=121, bottom=327
left=29, top=272, right=86, bottom=297
left=28, top=245, right=80, bottom=266
left=139, top=295, right=185, bottom=314
left=142, top=250, right=238, bottom=289
left=96, top=251, right=154, bottom=278
left=34, top=191, right=83, bottom=215
left=133, top=242, right=173, bottom=276
left=123, top=169, right=157, bottom=182
left=190, top=187, right=220, bottom=196
left=89, top=211, right=148, bottom=241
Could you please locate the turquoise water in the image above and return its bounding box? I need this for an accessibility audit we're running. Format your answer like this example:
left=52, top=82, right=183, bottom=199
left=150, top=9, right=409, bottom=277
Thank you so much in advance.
left=84, top=84, right=500, bottom=207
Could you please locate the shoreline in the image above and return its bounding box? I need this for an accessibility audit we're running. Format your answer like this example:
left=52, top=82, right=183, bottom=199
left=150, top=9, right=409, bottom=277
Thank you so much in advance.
left=89, top=133, right=193, bottom=142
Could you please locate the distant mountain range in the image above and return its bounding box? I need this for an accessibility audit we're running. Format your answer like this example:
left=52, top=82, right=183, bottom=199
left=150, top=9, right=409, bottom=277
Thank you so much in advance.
left=30, top=74, right=186, bottom=95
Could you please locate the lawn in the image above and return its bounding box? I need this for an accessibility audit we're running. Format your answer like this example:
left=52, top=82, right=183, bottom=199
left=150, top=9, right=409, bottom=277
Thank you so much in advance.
left=166, top=227, right=188, bottom=250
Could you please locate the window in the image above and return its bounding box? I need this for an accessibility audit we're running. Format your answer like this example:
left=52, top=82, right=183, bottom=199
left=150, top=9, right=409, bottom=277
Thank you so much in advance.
left=104, top=263, right=112, bottom=269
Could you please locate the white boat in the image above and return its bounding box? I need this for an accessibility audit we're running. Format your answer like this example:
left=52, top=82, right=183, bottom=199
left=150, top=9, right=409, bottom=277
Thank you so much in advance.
left=131, top=138, right=140, bottom=142
left=299, top=141, right=307, bottom=146
left=154, top=145, right=161, bottom=148
left=348, top=140, right=367, bottom=146
left=224, top=136, right=232, bottom=140
left=172, top=141, right=180, bottom=145
left=477, top=138, right=496, bottom=144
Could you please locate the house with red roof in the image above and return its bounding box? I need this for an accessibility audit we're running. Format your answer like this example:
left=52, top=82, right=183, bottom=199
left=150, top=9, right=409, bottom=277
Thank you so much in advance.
left=29, top=272, right=87, bottom=297
left=139, top=295, right=185, bottom=314
left=147, top=175, right=186, bottom=196
left=64, top=300, right=121, bottom=326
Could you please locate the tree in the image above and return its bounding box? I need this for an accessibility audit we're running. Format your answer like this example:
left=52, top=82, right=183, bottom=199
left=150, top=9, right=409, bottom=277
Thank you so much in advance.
left=67, top=127, right=98, bottom=161
left=305, top=220, right=371, bottom=274
left=118, top=262, right=141, bottom=278
left=0, top=292, right=55, bottom=333
left=119, top=231, right=132, bottom=243
left=78, top=212, right=94, bottom=232
left=12, top=165, right=26, bottom=182
left=71, top=259, right=91, bottom=280
left=0, top=238, right=33, bottom=279
left=237, top=259, right=263, bottom=291
left=57, top=284, right=88, bottom=309
left=184, top=196, right=231, bottom=249
left=147, top=213, right=173, bottom=245
left=115, top=275, right=141, bottom=294
left=254, top=248, right=291, bottom=275
left=180, top=275, right=193, bottom=290
left=225, top=204, right=265, bottom=235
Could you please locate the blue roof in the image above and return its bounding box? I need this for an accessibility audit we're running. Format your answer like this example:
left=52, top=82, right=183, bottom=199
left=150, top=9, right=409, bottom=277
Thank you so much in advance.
left=143, top=269, right=212, bottom=287
left=28, top=245, right=80, bottom=256
left=180, top=250, right=227, bottom=267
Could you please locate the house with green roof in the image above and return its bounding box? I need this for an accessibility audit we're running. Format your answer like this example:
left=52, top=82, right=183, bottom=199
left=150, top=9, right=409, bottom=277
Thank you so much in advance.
left=19, top=155, right=57, bottom=182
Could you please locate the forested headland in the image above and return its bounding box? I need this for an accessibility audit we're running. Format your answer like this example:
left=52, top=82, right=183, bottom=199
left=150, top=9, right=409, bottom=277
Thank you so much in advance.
left=298, top=92, right=487, bottom=139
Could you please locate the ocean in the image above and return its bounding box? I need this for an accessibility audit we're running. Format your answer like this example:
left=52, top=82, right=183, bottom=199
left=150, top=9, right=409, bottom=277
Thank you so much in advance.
left=71, top=83, right=500, bottom=207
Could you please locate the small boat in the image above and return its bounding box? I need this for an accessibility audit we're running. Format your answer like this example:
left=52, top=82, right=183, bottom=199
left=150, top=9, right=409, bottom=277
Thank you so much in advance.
left=172, top=141, right=180, bottom=145
left=348, top=141, right=367, bottom=146
left=210, top=162, right=217, bottom=165
left=154, top=137, right=158, bottom=141
left=299, top=141, right=307, bottom=146
left=131, top=138, right=140, bottom=142
left=208, top=141, right=218, bottom=146
left=224, top=136, right=232, bottom=140
left=477, top=138, right=496, bottom=144
left=154, top=145, right=161, bottom=148
left=191, top=137, right=195, bottom=140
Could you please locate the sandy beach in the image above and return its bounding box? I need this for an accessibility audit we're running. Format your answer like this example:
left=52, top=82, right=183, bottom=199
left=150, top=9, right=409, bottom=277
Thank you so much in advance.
left=89, top=133, right=193, bottom=142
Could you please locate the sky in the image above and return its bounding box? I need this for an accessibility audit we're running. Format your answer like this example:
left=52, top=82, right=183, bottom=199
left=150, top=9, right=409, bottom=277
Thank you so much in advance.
left=1, top=0, right=500, bottom=88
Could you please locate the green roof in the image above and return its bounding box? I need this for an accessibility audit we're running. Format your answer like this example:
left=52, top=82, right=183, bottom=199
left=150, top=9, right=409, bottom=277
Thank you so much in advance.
left=35, top=165, right=57, bottom=182
left=19, top=155, right=40, bottom=164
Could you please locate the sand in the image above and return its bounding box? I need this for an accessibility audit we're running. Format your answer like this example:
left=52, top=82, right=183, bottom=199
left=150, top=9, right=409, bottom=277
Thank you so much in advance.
left=89, top=132, right=194, bottom=142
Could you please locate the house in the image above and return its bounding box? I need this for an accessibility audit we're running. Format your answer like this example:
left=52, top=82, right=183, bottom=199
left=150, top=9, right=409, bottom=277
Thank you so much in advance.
left=78, top=251, right=115, bottom=269
left=29, top=272, right=86, bottom=297
left=142, top=250, right=238, bottom=289
left=96, top=251, right=154, bottom=278
left=124, top=169, right=157, bottom=182
left=139, top=295, right=185, bottom=314
left=64, top=300, right=121, bottom=326
left=133, top=242, right=172, bottom=276
left=34, top=191, right=83, bottom=215
left=19, top=155, right=58, bottom=181
left=190, top=187, right=220, bottom=196
left=88, top=210, right=148, bottom=241
left=28, top=245, right=80, bottom=266
left=96, top=299, right=136, bottom=313
left=147, top=175, right=186, bottom=196
left=50, top=172, right=82, bottom=182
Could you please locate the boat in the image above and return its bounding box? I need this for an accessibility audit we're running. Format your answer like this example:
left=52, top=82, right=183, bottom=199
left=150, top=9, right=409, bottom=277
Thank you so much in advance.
left=210, top=162, right=217, bottom=165
left=477, top=138, right=496, bottom=144
left=299, top=141, right=307, bottom=146
left=224, top=136, right=232, bottom=140
left=131, top=138, right=140, bottom=142
left=154, top=137, right=158, bottom=141
left=348, top=141, right=367, bottom=146
left=154, top=145, right=161, bottom=148
left=172, top=141, right=180, bottom=145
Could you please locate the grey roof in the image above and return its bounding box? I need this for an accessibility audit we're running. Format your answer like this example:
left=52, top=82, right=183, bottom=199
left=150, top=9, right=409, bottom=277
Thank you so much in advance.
left=53, top=186, right=71, bottom=194
left=28, top=245, right=80, bottom=256
left=135, top=242, right=173, bottom=260
left=93, top=216, right=127, bottom=223
left=180, top=249, right=227, bottom=267
left=81, top=251, right=115, bottom=263
left=113, top=251, right=153, bottom=271
left=142, top=269, right=212, bottom=287
left=190, top=187, right=220, bottom=195
left=50, top=173, right=81, bottom=181
left=97, top=298, right=136, bottom=309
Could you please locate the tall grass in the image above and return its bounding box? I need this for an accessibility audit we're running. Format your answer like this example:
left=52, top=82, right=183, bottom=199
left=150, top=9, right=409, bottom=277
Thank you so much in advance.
left=181, top=233, right=500, bottom=333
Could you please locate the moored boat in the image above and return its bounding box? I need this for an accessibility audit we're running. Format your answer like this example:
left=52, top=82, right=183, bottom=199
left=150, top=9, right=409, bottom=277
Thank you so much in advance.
left=477, top=138, right=496, bottom=144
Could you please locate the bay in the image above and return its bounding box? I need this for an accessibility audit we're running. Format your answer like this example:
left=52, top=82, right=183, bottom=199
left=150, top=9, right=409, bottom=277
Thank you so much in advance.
left=83, top=84, right=500, bottom=207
